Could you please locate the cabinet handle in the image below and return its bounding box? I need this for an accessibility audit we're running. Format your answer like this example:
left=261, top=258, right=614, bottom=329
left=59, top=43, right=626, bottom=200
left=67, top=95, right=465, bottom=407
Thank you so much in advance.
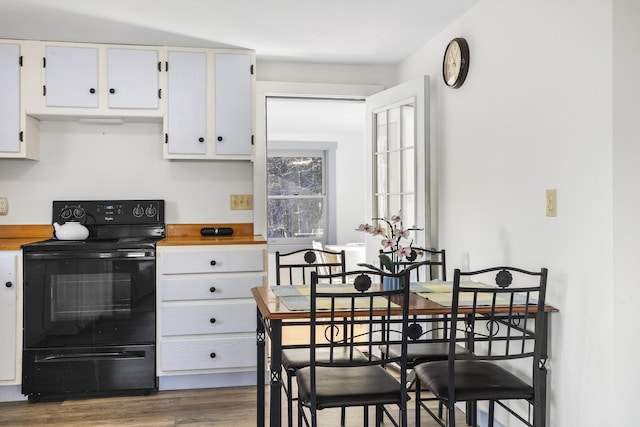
left=209, top=318, right=216, bottom=324
left=109, top=88, right=115, bottom=94
left=5, top=282, right=12, bottom=288
left=210, top=352, right=216, bottom=359
left=198, top=137, right=204, bottom=143
left=209, top=286, right=216, bottom=293
left=210, top=260, right=217, bottom=266
left=217, top=136, right=223, bottom=142
left=89, top=88, right=96, bottom=94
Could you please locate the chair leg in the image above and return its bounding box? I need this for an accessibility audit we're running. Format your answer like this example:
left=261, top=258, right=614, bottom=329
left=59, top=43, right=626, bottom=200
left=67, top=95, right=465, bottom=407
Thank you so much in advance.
left=375, top=404, right=382, bottom=427
left=448, top=403, right=457, bottom=427
left=340, top=408, right=346, bottom=426
left=488, top=401, right=495, bottom=427
left=287, top=372, right=294, bottom=427
left=415, top=377, right=422, bottom=427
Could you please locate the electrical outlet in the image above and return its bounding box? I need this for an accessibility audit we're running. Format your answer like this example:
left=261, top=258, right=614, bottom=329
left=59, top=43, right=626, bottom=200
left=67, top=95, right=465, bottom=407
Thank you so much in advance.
left=230, top=194, right=253, bottom=210
left=546, top=189, right=557, bottom=217
left=0, top=197, right=8, bottom=215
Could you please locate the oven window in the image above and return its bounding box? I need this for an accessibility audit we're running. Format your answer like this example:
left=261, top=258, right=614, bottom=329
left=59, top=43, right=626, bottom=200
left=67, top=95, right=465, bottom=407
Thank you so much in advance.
left=51, top=273, right=132, bottom=321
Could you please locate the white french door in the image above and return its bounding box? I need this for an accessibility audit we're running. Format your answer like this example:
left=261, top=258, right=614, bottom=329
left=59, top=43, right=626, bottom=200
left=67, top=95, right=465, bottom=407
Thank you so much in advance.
left=365, top=76, right=431, bottom=251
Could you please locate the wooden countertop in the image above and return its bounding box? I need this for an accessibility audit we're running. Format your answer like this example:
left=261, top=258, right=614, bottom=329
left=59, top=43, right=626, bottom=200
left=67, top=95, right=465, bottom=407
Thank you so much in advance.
left=0, top=223, right=265, bottom=250
left=0, top=225, right=52, bottom=250
left=158, top=223, right=266, bottom=246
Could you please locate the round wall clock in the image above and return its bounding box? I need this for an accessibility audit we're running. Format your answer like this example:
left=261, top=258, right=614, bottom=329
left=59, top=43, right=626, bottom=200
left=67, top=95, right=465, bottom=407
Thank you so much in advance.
left=442, top=38, right=470, bottom=88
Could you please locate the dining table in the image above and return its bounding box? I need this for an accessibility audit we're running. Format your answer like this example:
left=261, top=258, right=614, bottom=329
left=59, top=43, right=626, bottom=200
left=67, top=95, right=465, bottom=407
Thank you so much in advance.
left=252, top=282, right=557, bottom=427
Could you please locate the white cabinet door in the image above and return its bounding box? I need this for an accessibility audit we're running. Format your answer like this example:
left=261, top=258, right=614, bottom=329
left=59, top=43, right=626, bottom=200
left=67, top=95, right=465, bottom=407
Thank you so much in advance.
left=45, top=45, right=99, bottom=108
left=107, top=48, right=159, bottom=109
left=166, top=50, right=207, bottom=155
left=0, top=43, right=20, bottom=153
left=0, top=252, right=18, bottom=381
left=214, top=53, right=253, bottom=155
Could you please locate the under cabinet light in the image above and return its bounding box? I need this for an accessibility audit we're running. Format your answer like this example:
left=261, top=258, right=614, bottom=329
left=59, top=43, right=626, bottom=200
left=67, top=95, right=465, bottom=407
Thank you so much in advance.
left=78, top=118, right=125, bottom=125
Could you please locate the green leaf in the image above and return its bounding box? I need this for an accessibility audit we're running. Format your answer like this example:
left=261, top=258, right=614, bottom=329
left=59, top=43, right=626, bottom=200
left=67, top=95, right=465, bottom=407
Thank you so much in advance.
left=378, top=254, right=395, bottom=273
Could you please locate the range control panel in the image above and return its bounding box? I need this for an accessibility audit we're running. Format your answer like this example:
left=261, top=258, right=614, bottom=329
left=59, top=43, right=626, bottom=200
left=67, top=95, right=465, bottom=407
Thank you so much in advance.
left=53, top=200, right=165, bottom=225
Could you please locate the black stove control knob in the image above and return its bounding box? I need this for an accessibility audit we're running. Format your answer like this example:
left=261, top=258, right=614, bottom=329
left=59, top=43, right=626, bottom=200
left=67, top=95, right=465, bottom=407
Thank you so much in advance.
left=73, top=207, right=85, bottom=219
left=132, top=205, right=144, bottom=218
left=60, top=208, right=73, bottom=220
left=145, top=206, right=157, bottom=218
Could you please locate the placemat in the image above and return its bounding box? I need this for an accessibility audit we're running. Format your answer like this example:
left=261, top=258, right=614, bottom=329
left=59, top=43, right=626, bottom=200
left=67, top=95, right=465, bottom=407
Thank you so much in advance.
left=271, top=284, right=399, bottom=311
left=412, top=280, right=536, bottom=307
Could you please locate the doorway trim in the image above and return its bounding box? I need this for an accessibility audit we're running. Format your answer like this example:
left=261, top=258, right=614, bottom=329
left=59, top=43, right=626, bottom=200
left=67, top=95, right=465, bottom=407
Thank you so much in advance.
left=254, top=82, right=383, bottom=240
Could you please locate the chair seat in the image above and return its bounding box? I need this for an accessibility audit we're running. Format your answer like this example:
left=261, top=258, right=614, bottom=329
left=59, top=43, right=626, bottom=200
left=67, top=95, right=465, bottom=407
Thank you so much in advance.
left=414, top=360, right=534, bottom=402
left=297, top=365, right=407, bottom=410
left=282, top=347, right=367, bottom=372
left=383, top=342, right=470, bottom=365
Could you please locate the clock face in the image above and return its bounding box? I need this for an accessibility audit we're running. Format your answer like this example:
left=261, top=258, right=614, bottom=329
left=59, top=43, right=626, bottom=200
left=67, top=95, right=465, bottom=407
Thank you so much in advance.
left=443, top=38, right=469, bottom=88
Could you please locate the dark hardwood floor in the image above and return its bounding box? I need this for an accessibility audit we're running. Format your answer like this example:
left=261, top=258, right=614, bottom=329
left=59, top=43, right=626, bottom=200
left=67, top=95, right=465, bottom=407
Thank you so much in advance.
left=0, top=385, right=467, bottom=426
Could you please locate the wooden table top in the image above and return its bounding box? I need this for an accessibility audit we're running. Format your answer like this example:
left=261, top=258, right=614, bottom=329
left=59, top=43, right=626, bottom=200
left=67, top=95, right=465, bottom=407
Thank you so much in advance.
left=251, top=285, right=558, bottom=320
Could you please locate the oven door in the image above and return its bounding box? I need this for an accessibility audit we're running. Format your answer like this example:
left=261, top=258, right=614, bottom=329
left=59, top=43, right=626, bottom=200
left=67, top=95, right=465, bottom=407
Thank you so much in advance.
left=23, top=248, right=156, bottom=349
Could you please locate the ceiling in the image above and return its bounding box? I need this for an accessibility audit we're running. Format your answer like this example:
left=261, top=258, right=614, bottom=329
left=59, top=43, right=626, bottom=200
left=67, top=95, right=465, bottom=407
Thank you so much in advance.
left=0, top=0, right=478, bottom=65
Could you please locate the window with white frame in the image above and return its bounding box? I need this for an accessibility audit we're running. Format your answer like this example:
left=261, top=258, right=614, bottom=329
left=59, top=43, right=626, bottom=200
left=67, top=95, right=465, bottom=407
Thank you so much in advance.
left=267, top=148, right=331, bottom=246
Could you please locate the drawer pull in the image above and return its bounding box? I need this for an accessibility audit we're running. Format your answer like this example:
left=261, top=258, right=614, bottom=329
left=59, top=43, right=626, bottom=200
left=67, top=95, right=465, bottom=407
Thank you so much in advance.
left=210, top=318, right=217, bottom=324
left=5, top=282, right=12, bottom=288
left=210, top=260, right=217, bottom=266
left=210, top=352, right=217, bottom=359
left=209, top=286, right=216, bottom=293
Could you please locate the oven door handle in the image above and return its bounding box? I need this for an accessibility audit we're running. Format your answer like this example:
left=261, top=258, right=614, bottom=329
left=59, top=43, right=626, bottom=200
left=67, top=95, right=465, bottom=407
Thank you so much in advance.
left=24, top=250, right=155, bottom=260
left=37, top=351, right=147, bottom=362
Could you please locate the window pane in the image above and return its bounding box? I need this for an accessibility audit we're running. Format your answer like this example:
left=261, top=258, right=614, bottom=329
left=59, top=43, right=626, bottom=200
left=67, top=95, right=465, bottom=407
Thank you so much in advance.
left=388, top=150, right=401, bottom=194
left=267, top=198, right=325, bottom=239
left=376, top=153, right=387, bottom=195
left=267, top=156, right=323, bottom=196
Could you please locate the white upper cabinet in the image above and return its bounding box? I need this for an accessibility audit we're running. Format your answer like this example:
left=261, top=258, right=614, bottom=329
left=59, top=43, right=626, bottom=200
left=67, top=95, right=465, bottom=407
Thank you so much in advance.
left=107, top=48, right=159, bottom=109
left=45, top=45, right=99, bottom=108
left=164, top=49, right=255, bottom=160
left=0, top=43, right=21, bottom=153
left=37, top=42, right=162, bottom=117
left=165, top=50, right=207, bottom=155
left=0, top=40, right=39, bottom=159
left=214, top=53, right=253, bottom=156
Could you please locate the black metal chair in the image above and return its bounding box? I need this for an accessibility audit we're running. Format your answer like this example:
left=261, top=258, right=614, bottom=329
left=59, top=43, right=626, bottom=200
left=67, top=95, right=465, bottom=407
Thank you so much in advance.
left=378, top=247, right=456, bottom=420
left=414, top=266, right=549, bottom=427
left=275, top=248, right=348, bottom=427
left=379, top=246, right=446, bottom=282
left=296, top=269, right=412, bottom=427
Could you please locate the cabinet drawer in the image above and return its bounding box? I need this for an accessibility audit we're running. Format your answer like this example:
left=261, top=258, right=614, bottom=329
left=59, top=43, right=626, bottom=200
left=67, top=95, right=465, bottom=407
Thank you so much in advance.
left=161, top=301, right=254, bottom=336
left=160, top=247, right=264, bottom=274
left=161, top=336, right=255, bottom=371
left=160, top=274, right=261, bottom=301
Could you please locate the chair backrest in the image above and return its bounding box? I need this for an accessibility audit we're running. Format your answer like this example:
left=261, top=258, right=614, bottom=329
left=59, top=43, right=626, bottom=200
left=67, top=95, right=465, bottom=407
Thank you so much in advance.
left=308, top=269, right=412, bottom=385
left=380, top=247, right=447, bottom=281
left=275, top=248, right=347, bottom=285
left=448, top=266, right=548, bottom=374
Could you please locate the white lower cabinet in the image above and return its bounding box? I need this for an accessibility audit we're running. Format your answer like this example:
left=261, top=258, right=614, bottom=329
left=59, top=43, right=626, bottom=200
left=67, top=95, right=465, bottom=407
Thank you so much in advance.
left=157, top=245, right=265, bottom=388
left=0, top=251, right=19, bottom=384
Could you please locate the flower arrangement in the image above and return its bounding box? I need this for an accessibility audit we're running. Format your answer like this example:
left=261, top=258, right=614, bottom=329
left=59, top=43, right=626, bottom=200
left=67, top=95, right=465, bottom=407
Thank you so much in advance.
left=356, top=210, right=429, bottom=275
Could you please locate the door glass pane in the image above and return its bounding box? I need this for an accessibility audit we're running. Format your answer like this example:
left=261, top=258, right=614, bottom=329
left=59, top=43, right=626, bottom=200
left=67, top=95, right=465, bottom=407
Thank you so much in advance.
left=387, top=107, right=400, bottom=152
left=376, top=112, right=387, bottom=152
left=388, top=150, right=401, bottom=194
left=403, top=195, right=416, bottom=228
left=402, top=147, right=415, bottom=193
left=376, top=153, right=387, bottom=194
left=401, top=105, right=415, bottom=149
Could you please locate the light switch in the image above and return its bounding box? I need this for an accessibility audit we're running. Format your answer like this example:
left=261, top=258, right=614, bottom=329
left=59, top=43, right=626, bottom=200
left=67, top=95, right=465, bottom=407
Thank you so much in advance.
left=546, top=189, right=557, bottom=217
left=0, top=197, right=8, bottom=215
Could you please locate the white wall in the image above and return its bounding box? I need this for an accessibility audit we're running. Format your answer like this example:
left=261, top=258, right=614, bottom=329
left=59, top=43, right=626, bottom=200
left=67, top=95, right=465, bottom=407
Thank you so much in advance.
left=0, top=121, right=253, bottom=224
left=612, top=0, right=640, bottom=425
left=396, top=0, right=615, bottom=425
